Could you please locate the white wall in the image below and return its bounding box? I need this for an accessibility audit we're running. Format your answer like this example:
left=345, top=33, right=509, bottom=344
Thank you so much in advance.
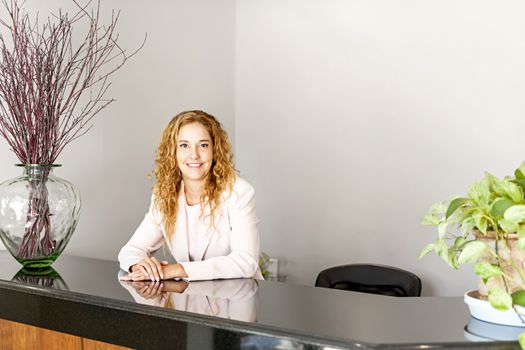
left=0, top=0, right=236, bottom=260
left=235, top=0, right=525, bottom=296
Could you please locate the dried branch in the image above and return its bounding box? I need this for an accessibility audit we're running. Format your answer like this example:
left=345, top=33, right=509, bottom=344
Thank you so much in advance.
left=0, top=0, right=145, bottom=164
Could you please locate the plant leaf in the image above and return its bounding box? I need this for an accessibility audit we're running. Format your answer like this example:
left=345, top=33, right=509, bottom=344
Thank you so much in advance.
left=468, top=179, right=491, bottom=207
left=513, top=179, right=525, bottom=192
left=519, top=237, right=525, bottom=250
left=519, top=223, right=525, bottom=248
left=474, top=213, right=488, bottom=234
left=418, top=243, right=435, bottom=260
left=512, top=290, right=525, bottom=307
left=515, top=162, right=525, bottom=179
left=474, top=262, right=503, bottom=283
left=519, top=332, right=525, bottom=350
left=448, top=248, right=459, bottom=269
left=437, top=222, right=448, bottom=238
left=495, top=180, right=524, bottom=203
left=458, top=241, right=487, bottom=264
left=488, top=287, right=513, bottom=310
left=504, top=205, right=525, bottom=226
left=461, top=217, right=476, bottom=235
left=435, top=239, right=453, bottom=267
left=421, top=213, right=440, bottom=226
left=454, top=236, right=467, bottom=248
left=421, top=202, right=446, bottom=226
left=446, top=198, right=467, bottom=219
left=491, top=198, right=515, bottom=218
left=485, top=172, right=500, bottom=191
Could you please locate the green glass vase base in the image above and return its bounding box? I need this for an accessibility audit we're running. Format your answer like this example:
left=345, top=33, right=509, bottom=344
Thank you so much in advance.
left=16, top=251, right=60, bottom=270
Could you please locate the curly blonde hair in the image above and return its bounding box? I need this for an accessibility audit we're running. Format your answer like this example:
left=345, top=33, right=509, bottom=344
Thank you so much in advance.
left=153, top=110, right=237, bottom=238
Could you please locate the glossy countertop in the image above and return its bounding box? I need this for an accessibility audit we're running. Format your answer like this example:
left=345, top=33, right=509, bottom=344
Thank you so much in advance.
left=0, top=252, right=520, bottom=349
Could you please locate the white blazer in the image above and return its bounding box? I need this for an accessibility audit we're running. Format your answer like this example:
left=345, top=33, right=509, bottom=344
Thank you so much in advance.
left=118, top=177, right=263, bottom=281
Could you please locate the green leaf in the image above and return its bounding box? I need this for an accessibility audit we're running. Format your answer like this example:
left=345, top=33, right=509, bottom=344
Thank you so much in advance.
left=421, top=203, right=446, bottom=226
left=437, top=222, right=448, bottom=238
left=458, top=241, right=487, bottom=264
left=474, top=213, right=488, bottom=234
left=454, top=236, right=467, bottom=248
left=485, top=172, right=500, bottom=190
left=474, top=262, right=503, bottom=283
left=488, top=287, right=513, bottom=310
left=421, top=213, right=440, bottom=226
left=499, top=218, right=518, bottom=234
left=512, top=290, right=525, bottom=307
left=461, top=217, right=476, bottom=235
left=418, top=243, right=435, bottom=260
left=448, top=248, right=459, bottom=269
left=519, top=331, right=525, bottom=350
left=513, top=179, right=525, bottom=192
left=446, top=198, right=467, bottom=219
left=519, top=237, right=525, bottom=250
left=491, top=198, right=515, bottom=218
left=468, top=179, right=491, bottom=207
left=504, top=205, right=525, bottom=225
left=515, top=162, right=525, bottom=179
left=435, top=239, right=452, bottom=267
left=495, top=180, right=524, bottom=203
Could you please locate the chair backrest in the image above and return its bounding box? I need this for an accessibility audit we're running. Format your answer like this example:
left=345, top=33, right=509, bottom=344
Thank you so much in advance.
left=315, top=264, right=422, bottom=297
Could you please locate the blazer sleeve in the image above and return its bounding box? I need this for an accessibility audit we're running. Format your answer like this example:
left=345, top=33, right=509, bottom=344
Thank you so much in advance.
left=179, top=180, right=261, bottom=281
left=118, top=196, right=166, bottom=272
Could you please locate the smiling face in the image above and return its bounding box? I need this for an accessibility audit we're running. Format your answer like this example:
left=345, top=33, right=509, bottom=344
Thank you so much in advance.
left=176, top=122, right=214, bottom=186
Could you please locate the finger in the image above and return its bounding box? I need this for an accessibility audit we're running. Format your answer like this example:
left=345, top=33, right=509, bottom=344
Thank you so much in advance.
left=132, top=271, right=148, bottom=281
left=150, top=257, right=162, bottom=281
left=137, top=265, right=151, bottom=280
left=140, top=260, right=156, bottom=281
left=119, top=274, right=132, bottom=281
left=161, top=260, right=168, bottom=265
left=153, top=282, right=164, bottom=295
left=145, top=257, right=161, bottom=281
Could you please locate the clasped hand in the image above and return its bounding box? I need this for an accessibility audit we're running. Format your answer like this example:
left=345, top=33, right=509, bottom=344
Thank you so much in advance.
left=119, top=256, right=188, bottom=282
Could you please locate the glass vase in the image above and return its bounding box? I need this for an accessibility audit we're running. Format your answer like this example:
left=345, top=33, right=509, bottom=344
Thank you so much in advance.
left=0, top=164, right=81, bottom=269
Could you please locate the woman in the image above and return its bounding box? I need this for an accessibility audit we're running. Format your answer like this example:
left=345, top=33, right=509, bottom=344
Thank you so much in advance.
left=119, top=110, right=262, bottom=281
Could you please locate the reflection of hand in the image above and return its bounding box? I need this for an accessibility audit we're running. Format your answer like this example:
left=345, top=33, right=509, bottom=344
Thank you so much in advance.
left=130, top=281, right=165, bottom=300
left=161, top=280, right=189, bottom=294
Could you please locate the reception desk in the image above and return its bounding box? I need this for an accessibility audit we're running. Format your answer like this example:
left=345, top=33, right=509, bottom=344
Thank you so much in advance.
left=0, top=252, right=519, bottom=349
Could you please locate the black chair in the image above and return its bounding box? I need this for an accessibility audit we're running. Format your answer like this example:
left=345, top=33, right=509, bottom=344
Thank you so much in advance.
left=315, top=264, right=422, bottom=297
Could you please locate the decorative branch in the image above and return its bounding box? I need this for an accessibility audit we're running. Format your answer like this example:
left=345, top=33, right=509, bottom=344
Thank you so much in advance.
left=0, top=0, right=145, bottom=164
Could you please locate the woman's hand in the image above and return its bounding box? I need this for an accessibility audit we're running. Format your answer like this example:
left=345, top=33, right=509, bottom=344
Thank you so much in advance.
left=130, top=257, right=168, bottom=281
left=120, top=261, right=188, bottom=281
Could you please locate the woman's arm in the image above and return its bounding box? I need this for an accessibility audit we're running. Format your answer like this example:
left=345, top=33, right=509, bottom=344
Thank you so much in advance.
left=118, top=196, right=166, bottom=275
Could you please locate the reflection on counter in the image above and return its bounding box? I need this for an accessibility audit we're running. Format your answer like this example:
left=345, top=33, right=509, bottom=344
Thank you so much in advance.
left=464, top=317, right=525, bottom=342
left=119, top=276, right=258, bottom=322
left=11, top=267, right=69, bottom=290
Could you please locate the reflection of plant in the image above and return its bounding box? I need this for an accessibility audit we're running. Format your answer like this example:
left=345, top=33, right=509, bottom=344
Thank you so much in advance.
left=420, top=162, right=525, bottom=347
left=259, top=251, right=270, bottom=279
left=0, top=0, right=142, bottom=260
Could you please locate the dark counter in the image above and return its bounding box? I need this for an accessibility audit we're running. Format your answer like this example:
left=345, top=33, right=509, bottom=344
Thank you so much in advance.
left=0, top=252, right=519, bottom=349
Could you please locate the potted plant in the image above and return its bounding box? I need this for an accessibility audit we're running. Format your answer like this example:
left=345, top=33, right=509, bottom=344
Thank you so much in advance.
left=420, top=162, right=525, bottom=345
